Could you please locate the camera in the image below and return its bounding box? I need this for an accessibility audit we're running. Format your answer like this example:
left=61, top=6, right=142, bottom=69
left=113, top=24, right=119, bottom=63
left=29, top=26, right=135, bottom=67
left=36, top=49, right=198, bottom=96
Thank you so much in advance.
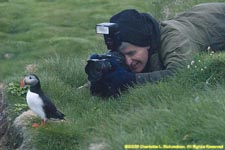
left=85, top=23, right=126, bottom=82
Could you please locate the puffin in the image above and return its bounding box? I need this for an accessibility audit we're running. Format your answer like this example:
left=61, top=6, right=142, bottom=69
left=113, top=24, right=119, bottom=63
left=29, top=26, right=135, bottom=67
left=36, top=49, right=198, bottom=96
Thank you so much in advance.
left=20, top=74, right=65, bottom=127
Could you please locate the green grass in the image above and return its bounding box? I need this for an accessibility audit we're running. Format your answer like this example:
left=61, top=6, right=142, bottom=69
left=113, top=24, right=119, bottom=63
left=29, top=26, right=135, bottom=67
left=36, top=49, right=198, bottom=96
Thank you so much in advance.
left=2, top=0, right=225, bottom=150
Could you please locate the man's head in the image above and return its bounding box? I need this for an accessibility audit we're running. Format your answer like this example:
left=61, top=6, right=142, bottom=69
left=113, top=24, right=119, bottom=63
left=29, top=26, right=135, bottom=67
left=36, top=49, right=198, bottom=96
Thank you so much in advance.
left=110, top=9, right=160, bottom=73
left=118, top=42, right=149, bottom=73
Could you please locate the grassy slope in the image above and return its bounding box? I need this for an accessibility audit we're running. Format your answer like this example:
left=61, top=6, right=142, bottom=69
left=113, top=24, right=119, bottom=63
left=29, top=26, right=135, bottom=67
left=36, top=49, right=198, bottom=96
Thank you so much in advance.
left=2, top=0, right=225, bottom=149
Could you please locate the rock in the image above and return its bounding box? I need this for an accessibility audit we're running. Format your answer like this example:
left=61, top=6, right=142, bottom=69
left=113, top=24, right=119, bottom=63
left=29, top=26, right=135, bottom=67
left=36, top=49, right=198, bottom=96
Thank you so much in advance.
left=3, top=53, right=14, bottom=59
left=88, top=142, right=107, bottom=150
left=12, top=110, right=37, bottom=150
left=25, top=64, right=38, bottom=73
left=0, top=84, right=8, bottom=149
left=0, top=84, right=36, bottom=150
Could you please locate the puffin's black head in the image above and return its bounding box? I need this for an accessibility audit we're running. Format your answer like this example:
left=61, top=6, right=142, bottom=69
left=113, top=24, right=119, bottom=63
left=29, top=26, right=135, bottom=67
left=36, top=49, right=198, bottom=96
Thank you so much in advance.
left=21, top=74, right=40, bottom=87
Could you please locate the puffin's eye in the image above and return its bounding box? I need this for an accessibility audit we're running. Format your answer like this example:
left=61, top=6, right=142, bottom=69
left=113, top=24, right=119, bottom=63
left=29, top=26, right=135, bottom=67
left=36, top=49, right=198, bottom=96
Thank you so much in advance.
left=29, top=76, right=32, bottom=79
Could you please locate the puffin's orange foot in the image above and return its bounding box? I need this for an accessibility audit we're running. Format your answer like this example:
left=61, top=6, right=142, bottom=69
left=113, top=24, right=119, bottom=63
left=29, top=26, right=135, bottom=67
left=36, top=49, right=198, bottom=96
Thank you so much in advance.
left=32, top=123, right=40, bottom=128
left=32, top=120, right=46, bottom=128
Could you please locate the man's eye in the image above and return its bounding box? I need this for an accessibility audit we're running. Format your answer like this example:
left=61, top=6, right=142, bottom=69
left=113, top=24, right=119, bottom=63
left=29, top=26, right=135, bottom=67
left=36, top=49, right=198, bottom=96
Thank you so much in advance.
left=127, top=51, right=136, bottom=56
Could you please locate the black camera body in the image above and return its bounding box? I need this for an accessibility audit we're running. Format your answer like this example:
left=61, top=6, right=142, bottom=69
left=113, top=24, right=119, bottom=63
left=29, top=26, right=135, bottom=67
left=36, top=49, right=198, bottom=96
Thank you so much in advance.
left=85, top=23, right=125, bottom=82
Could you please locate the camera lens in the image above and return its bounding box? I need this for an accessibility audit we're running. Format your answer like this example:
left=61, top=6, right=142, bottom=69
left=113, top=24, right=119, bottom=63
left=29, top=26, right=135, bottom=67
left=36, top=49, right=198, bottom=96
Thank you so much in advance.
left=86, top=60, right=111, bottom=81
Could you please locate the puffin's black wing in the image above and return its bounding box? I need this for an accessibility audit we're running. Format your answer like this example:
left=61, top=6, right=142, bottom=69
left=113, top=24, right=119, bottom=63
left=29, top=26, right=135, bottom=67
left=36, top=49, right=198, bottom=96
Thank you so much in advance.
left=39, top=92, right=65, bottom=120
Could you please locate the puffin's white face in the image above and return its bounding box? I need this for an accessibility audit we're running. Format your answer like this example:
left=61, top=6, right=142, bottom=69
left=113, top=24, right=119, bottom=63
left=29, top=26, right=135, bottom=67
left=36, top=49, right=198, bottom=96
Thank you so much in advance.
left=23, top=74, right=39, bottom=86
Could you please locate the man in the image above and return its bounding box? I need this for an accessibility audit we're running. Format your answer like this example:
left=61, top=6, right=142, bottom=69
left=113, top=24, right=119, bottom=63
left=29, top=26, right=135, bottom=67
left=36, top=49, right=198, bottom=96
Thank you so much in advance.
left=87, top=3, right=225, bottom=97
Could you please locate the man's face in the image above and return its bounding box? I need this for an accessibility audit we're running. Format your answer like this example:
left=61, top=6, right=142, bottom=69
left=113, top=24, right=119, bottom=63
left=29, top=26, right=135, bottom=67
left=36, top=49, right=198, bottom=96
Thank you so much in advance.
left=119, top=43, right=149, bottom=73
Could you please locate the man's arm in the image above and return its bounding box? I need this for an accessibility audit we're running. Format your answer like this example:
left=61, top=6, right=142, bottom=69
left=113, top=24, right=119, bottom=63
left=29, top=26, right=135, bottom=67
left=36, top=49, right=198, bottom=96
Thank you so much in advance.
left=135, top=69, right=174, bottom=84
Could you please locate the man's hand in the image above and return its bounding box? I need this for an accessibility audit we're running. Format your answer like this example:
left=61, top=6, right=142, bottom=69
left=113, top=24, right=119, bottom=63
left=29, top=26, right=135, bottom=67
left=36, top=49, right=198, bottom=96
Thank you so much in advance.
left=90, top=59, right=136, bottom=97
left=102, top=59, right=136, bottom=89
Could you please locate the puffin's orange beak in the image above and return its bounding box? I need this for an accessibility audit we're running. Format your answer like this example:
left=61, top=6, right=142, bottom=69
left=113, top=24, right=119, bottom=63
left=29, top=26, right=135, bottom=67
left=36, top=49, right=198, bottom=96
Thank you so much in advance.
left=20, top=79, right=25, bottom=87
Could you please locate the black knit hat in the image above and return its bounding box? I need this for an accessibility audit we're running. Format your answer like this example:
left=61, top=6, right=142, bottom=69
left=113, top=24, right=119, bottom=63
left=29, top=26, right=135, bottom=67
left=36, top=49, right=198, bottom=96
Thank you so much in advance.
left=110, top=9, right=160, bottom=52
